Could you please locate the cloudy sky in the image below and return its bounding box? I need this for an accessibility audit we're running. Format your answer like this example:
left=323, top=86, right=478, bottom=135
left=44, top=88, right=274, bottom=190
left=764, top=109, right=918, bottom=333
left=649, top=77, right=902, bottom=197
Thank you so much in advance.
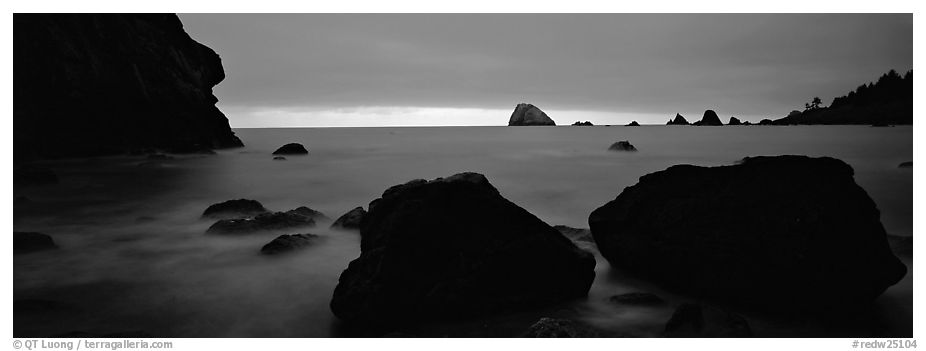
left=179, top=13, right=912, bottom=127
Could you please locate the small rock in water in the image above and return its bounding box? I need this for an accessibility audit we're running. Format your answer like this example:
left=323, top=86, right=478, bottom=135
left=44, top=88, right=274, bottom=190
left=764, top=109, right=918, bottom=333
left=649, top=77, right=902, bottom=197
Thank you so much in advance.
left=260, top=233, right=319, bottom=255
left=608, top=140, right=637, bottom=152
left=331, top=207, right=367, bottom=230
left=272, top=143, right=309, bottom=155
left=626, top=121, right=640, bottom=127
left=664, top=303, right=752, bottom=337
left=523, top=318, right=599, bottom=338
left=206, top=207, right=319, bottom=234
left=609, top=292, right=665, bottom=306
left=572, top=121, right=594, bottom=126
left=202, top=199, right=269, bottom=219
left=899, top=161, right=912, bottom=168
left=14, top=232, right=57, bottom=254
left=273, top=156, right=286, bottom=161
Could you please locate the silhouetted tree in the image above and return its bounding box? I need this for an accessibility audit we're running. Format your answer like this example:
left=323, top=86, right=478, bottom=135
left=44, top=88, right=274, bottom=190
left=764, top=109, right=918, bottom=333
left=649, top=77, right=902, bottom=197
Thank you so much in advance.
left=811, top=97, right=822, bottom=109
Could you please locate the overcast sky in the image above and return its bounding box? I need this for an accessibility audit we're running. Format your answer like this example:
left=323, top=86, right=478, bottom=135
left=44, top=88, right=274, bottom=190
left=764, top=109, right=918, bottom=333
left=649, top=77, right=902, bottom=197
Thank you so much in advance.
left=179, top=13, right=912, bottom=127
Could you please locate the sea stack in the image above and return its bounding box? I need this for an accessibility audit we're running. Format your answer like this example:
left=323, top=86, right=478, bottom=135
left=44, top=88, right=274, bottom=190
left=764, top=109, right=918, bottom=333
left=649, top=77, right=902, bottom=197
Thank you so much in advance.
left=589, top=155, right=906, bottom=308
left=667, top=113, right=690, bottom=125
left=508, top=103, right=556, bottom=126
left=331, top=172, right=595, bottom=327
left=14, top=14, right=243, bottom=161
left=693, top=110, right=723, bottom=126
left=728, top=117, right=742, bottom=125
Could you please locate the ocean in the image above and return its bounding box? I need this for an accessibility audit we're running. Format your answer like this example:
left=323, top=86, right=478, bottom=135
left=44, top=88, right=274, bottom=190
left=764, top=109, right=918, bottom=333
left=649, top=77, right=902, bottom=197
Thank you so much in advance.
left=13, top=125, right=913, bottom=337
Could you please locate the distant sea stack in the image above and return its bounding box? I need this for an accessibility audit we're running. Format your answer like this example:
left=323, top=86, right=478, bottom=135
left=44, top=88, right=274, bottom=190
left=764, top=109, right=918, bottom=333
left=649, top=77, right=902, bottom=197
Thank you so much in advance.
left=728, top=117, right=742, bottom=125
left=667, top=113, right=690, bottom=125
left=693, top=110, right=723, bottom=126
left=508, top=103, right=556, bottom=126
left=14, top=14, right=243, bottom=161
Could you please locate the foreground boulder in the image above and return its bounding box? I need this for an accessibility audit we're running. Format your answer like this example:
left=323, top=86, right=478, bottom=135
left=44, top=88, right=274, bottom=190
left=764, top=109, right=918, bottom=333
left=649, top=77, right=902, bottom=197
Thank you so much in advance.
left=664, top=303, right=752, bottom=337
left=330, top=207, right=367, bottom=230
left=693, top=110, right=723, bottom=126
left=508, top=103, right=556, bottom=126
left=14, top=232, right=57, bottom=254
left=666, top=113, right=690, bottom=125
left=331, top=172, right=595, bottom=326
left=202, top=199, right=268, bottom=219
left=272, top=143, right=308, bottom=155
left=260, top=234, right=319, bottom=255
left=523, top=318, right=599, bottom=338
left=14, top=14, right=242, bottom=161
left=206, top=207, right=322, bottom=234
left=589, top=155, right=906, bottom=307
left=608, top=141, right=637, bottom=152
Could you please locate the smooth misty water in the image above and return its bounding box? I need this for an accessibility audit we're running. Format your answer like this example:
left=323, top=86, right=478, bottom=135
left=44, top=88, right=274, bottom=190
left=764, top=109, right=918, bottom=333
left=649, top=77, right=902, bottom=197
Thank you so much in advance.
left=13, top=125, right=912, bottom=337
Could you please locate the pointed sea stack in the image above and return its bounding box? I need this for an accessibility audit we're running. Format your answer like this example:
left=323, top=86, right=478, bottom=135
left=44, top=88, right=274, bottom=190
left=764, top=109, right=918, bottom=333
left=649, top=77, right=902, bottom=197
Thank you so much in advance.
left=667, top=113, right=690, bottom=125
left=508, top=103, right=556, bottom=126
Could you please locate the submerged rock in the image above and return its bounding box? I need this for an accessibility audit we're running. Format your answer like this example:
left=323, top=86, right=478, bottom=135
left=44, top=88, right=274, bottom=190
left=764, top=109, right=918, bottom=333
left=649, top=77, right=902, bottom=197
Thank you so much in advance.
left=609, top=292, right=665, bottom=306
left=14, top=232, right=57, bottom=254
left=572, top=121, right=594, bottom=126
left=589, top=155, right=906, bottom=307
left=330, top=172, right=595, bottom=326
left=508, top=103, right=556, bottom=126
left=608, top=140, right=637, bottom=152
left=14, top=165, right=58, bottom=186
left=202, top=199, right=269, bottom=219
left=626, top=121, right=641, bottom=127
left=728, top=117, right=742, bottom=125
left=523, top=318, right=599, bottom=338
left=898, top=161, right=912, bottom=168
left=272, top=143, right=309, bottom=155
left=693, top=110, right=723, bottom=126
left=664, top=303, right=752, bottom=337
left=331, top=207, right=367, bottom=230
left=273, top=156, right=286, bottom=161
left=260, top=233, right=319, bottom=255
left=667, top=113, right=690, bottom=125
left=206, top=207, right=319, bottom=234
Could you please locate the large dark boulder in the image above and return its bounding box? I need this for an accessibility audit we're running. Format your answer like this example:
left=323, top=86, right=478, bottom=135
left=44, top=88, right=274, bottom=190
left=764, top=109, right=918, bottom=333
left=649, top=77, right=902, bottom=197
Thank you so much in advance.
left=330, top=207, right=367, bottom=230
left=693, top=110, right=723, bottom=126
left=206, top=207, right=321, bottom=234
left=508, top=103, right=556, bottom=126
left=202, top=199, right=269, bottom=219
left=272, top=143, right=308, bottom=155
left=14, top=14, right=243, bottom=161
left=666, top=113, right=689, bottom=125
left=589, top=155, right=906, bottom=307
left=14, top=232, right=57, bottom=254
left=260, top=233, right=319, bottom=255
left=664, top=303, right=752, bottom=337
left=330, top=172, right=595, bottom=326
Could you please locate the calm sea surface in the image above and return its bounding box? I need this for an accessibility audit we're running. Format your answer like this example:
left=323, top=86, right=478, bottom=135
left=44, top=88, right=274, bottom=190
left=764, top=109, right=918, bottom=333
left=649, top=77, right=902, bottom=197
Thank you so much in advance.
left=13, top=125, right=913, bottom=337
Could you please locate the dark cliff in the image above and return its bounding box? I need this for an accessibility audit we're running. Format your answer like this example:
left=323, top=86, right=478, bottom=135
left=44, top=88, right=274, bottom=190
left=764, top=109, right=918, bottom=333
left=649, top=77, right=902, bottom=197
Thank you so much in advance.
left=772, top=70, right=912, bottom=125
left=14, top=14, right=243, bottom=161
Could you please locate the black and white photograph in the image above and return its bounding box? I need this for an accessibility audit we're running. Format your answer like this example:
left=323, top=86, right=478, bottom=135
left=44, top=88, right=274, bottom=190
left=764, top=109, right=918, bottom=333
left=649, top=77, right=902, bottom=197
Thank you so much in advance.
left=8, top=2, right=921, bottom=347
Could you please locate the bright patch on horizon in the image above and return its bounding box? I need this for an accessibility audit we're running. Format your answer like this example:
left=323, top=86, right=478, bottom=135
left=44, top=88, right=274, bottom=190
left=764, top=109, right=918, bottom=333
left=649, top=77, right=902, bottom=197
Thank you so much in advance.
left=221, top=105, right=679, bottom=128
